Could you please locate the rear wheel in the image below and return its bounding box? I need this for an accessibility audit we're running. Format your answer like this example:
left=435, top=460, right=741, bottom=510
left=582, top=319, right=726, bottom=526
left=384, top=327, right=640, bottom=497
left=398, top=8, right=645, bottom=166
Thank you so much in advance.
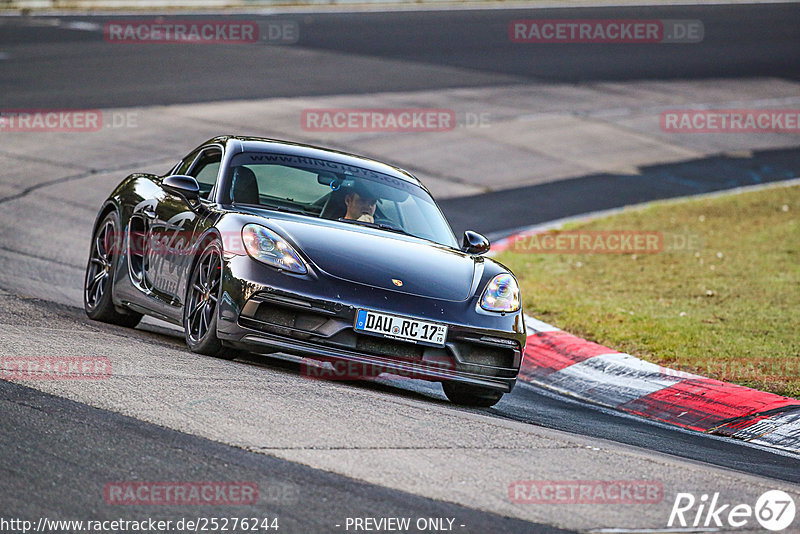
left=442, top=382, right=503, bottom=408
left=84, top=211, right=142, bottom=328
left=184, top=239, right=239, bottom=360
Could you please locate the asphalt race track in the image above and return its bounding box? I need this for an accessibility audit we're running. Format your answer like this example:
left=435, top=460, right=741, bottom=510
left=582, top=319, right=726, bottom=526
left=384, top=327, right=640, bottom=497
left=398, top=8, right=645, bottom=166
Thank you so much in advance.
left=1, top=3, right=799, bottom=108
left=1, top=3, right=800, bottom=533
left=0, top=377, right=560, bottom=534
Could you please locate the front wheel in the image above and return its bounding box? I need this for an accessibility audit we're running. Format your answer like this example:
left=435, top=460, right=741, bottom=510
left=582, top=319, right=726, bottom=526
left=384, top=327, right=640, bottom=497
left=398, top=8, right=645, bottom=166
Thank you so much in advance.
left=84, top=211, right=142, bottom=328
left=442, top=382, right=503, bottom=407
left=184, top=239, right=239, bottom=360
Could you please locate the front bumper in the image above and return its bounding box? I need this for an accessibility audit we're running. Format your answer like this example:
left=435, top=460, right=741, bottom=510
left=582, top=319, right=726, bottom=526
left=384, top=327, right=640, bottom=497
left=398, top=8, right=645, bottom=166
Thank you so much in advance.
left=217, top=255, right=526, bottom=393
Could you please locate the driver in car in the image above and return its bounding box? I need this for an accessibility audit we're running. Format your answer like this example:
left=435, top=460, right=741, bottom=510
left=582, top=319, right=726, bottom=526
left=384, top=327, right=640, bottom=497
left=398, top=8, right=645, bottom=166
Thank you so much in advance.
left=343, top=182, right=379, bottom=224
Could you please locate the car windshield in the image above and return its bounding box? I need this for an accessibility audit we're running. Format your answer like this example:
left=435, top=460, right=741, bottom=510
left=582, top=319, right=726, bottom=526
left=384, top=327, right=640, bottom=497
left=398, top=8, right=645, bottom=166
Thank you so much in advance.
left=226, top=152, right=458, bottom=248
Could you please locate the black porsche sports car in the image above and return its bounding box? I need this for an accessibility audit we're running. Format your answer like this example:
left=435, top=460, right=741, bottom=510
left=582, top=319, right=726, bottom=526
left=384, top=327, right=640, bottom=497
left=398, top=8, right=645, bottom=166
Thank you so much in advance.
left=84, top=136, right=525, bottom=406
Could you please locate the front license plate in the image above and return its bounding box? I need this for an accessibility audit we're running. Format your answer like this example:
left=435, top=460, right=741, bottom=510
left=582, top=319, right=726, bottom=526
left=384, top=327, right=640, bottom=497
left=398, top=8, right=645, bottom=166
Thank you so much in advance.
left=354, top=309, right=447, bottom=347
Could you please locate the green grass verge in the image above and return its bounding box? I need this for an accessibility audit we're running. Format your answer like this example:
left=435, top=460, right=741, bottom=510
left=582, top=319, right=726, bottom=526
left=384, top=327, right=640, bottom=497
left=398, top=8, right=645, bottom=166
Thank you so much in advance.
left=498, top=183, right=800, bottom=399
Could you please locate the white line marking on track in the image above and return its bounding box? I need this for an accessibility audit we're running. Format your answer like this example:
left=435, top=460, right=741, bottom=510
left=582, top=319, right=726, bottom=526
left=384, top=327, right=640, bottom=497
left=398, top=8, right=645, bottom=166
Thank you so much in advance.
left=524, top=315, right=561, bottom=333
left=591, top=529, right=720, bottom=533
left=62, top=21, right=101, bottom=31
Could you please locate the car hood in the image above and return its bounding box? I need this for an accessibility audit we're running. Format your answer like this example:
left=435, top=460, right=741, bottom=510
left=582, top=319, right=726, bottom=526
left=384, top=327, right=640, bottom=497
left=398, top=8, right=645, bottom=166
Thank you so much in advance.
left=270, top=218, right=480, bottom=302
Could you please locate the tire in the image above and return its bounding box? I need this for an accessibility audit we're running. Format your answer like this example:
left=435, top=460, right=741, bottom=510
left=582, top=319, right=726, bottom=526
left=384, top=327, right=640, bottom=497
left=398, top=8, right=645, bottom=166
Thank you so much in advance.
left=84, top=211, right=143, bottom=328
left=442, top=382, right=504, bottom=408
left=183, top=239, right=239, bottom=360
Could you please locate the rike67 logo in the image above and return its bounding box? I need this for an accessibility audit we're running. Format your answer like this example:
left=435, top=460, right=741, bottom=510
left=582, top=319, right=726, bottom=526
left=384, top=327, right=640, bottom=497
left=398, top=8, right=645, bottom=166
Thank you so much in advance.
left=669, top=490, right=796, bottom=531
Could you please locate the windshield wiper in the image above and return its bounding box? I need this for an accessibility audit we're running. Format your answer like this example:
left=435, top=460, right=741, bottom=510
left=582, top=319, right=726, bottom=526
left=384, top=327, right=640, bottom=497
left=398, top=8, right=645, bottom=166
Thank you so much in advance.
left=337, top=218, right=414, bottom=237
left=259, top=203, right=307, bottom=215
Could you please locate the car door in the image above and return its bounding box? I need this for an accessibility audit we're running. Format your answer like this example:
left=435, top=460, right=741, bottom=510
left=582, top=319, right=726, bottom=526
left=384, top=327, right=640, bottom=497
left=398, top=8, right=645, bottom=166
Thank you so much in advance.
left=145, top=145, right=223, bottom=305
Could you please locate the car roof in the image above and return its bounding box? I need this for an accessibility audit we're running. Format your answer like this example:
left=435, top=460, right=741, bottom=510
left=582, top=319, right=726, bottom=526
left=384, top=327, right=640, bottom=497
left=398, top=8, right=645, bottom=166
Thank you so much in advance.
left=204, top=135, right=425, bottom=190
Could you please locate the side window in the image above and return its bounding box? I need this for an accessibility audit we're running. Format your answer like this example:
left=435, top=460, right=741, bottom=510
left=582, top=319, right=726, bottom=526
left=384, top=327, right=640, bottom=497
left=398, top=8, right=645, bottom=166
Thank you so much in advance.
left=188, top=148, right=222, bottom=200
left=176, top=149, right=201, bottom=176
left=166, top=161, right=181, bottom=176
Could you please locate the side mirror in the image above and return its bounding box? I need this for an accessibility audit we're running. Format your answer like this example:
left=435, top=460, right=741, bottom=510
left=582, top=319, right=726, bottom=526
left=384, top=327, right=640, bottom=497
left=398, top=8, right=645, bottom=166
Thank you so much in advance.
left=461, top=230, right=490, bottom=255
left=163, top=175, right=200, bottom=202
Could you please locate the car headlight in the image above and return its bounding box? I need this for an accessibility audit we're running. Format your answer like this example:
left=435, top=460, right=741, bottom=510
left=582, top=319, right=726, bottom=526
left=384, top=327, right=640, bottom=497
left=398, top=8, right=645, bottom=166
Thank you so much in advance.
left=242, top=224, right=307, bottom=274
left=480, top=274, right=520, bottom=312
